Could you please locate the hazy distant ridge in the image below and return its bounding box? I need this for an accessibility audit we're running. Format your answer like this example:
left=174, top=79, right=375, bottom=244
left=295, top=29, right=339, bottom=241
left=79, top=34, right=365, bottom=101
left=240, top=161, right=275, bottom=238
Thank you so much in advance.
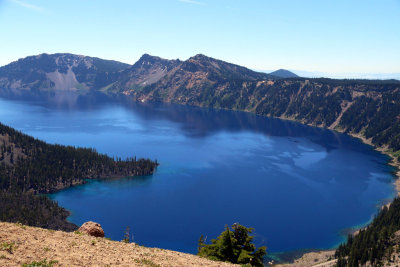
left=269, top=69, right=298, bottom=78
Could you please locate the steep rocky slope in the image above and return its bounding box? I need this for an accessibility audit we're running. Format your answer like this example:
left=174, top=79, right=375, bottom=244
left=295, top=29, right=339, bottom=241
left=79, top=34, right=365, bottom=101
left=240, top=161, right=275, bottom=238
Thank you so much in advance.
left=0, top=53, right=129, bottom=94
left=105, top=54, right=182, bottom=94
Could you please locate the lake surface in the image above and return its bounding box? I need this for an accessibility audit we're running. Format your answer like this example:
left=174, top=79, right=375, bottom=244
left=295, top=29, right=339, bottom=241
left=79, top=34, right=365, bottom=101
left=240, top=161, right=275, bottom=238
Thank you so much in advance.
left=0, top=94, right=395, bottom=255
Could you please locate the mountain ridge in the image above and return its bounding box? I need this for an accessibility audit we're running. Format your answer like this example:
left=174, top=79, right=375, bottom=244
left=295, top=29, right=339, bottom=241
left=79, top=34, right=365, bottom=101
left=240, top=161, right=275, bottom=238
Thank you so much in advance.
left=105, top=53, right=182, bottom=94
left=0, top=53, right=129, bottom=93
left=0, top=53, right=275, bottom=96
left=1, top=53, right=399, bottom=158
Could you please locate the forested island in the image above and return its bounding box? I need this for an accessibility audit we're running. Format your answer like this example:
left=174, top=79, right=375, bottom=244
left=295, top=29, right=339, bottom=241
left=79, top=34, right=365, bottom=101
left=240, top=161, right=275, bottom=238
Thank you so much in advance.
left=0, top=122, right=158, bottom=231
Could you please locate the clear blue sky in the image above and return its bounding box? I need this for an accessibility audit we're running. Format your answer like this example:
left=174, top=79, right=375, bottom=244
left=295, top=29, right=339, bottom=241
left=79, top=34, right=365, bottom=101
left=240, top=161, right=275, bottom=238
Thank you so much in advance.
left=1, top=0, right=399, bottom=75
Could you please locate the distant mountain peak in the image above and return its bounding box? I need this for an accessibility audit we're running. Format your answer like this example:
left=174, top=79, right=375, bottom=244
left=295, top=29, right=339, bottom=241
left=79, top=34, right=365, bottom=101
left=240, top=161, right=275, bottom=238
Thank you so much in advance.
left=191, top=54, right=209, bottom=59
left=110, top=54, right=181, bottom=90
left=269, top=69, right=299, bottom=78
left=135, top=54, right=180, bottom=67
left=137, top=53, right=159, bottom=62
left=187, top=54, right=214, bottom=64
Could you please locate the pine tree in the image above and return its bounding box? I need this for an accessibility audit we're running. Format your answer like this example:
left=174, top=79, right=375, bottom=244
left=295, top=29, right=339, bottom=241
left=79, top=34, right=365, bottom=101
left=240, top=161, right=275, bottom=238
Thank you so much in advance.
left=198, top=223, right=266, bottom=266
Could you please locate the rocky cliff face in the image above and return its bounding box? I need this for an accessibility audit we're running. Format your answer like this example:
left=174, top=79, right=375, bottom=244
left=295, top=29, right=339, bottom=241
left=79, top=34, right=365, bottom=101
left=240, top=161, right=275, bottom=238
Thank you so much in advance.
left=127, top=54, right=273, bottom=103
left=0, top=53, right=272, bottom=96
left=106, top=54, right=181, bottom=94
left=0, top=53, right=129, bottom=93
left=1, top=53, right=399, bottom=153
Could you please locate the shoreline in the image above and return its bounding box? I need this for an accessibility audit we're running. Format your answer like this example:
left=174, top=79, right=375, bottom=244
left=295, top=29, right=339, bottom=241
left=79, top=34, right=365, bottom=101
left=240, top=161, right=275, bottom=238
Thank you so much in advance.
left=343, top=131, right=400, bottom=196
left=272, top=125, right=400, bottom=266
left=276, top=113, right=400, bottom=195
left=49, top=100, right=400, bottom=266
left=139, top=101, right=400, bottom=265
left=200, top=105, right=400, bottom=266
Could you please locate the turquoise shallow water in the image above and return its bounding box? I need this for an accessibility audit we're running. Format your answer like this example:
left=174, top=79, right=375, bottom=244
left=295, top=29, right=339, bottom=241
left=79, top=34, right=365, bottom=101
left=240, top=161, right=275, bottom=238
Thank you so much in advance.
left=0, top=95, right=395, bottom=254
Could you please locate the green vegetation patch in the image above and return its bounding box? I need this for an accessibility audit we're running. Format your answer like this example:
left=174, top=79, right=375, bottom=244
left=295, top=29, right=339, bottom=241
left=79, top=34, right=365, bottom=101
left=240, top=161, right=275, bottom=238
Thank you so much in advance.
left=335, top=197, right=400, bottom=266
left=22, top=259, right=58, bottom=267
left=0, top=242, right=15, bottom=254
left=198, top=223, right=266, bottom=266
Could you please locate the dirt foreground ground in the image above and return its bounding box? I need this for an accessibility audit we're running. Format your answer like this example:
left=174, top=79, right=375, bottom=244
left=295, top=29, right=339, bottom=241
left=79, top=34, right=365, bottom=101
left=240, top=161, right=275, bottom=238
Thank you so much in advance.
left=0, top=222, right=237, bottom=267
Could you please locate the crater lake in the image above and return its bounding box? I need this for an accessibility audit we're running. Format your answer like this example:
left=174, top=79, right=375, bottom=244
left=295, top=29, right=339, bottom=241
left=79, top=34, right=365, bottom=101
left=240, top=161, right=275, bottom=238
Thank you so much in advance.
left=0, top=94, right=395, bottom=256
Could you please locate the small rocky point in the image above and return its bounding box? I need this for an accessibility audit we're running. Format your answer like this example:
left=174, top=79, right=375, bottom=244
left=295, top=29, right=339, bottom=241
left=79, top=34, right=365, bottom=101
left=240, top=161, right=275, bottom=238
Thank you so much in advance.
left=78, top=221, right=105, bottom=237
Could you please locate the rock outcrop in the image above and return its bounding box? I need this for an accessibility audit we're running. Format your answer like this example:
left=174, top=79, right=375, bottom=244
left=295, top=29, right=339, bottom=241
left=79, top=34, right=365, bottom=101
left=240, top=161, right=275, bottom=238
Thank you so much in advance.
left=78, top=221, right=105, bottom=237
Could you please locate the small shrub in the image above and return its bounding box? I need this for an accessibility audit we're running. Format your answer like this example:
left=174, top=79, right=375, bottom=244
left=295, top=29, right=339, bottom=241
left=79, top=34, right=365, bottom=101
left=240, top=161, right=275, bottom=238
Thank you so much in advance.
left=73, top=231, right=83, bottom=235
left=16, top=222, right=26, bottom=229
left=122, top=226, right=131, bottom=243
left=22, top=259, right=58, bottom=267
left=0, top=242, right=15, bottom=254
left=91, top=240, right=96, bottom=246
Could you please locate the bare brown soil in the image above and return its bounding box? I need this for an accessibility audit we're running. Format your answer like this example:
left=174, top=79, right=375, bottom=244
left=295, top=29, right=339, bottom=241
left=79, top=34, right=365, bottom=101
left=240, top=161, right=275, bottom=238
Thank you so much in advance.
left=0, top=222, right=237, bottom=267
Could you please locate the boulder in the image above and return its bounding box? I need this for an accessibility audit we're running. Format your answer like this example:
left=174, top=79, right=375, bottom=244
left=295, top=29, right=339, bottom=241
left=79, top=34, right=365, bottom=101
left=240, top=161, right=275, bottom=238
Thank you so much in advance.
left=78, top=221, right=105, bottom=237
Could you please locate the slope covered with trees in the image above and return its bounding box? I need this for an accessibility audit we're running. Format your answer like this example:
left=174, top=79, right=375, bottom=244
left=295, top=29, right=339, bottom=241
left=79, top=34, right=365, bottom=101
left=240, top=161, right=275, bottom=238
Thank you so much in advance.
left=335, top=198, right=400, bottom=267
left=0, top=122, right=158, bottom=230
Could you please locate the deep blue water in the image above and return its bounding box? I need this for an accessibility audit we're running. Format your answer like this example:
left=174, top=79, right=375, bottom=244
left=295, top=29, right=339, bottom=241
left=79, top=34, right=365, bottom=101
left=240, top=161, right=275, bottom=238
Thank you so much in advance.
left=0, top=95, right=395, bottom=255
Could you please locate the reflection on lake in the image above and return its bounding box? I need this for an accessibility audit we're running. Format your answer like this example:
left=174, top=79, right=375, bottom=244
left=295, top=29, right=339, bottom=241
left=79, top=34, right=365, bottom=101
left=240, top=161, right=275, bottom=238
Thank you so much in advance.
left=0, top=93, right=395, bottom=254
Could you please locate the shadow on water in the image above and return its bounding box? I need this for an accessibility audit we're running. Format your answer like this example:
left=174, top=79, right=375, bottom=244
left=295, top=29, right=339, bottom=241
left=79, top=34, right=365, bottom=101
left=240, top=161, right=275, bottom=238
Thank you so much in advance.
left=0, top=90, right=362, bottom=154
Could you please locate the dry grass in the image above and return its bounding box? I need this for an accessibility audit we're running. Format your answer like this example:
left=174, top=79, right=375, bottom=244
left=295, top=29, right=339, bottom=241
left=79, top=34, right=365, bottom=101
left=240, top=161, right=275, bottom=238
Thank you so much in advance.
left=0, top=222, right=237, bottom=267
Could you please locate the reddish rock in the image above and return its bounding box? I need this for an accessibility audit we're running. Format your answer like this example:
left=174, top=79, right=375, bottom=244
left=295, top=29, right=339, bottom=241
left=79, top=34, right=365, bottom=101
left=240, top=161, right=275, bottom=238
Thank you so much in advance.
left=78, top=221, right=105, bottom=237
